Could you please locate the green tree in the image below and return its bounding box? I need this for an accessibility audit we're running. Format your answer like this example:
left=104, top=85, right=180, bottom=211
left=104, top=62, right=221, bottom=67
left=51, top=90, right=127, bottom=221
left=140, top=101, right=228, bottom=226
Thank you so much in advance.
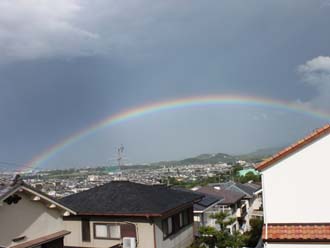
left=210, top=211, right=236, bottom=230
left=243, top=218, right=263, bottom=247
left=196, top=211, right=246, bottom=248
left=198, top=226, right=218, bottom=248
left=226, top=231, right=246, bottom=248
left=238, top=172, right=261, bottom=183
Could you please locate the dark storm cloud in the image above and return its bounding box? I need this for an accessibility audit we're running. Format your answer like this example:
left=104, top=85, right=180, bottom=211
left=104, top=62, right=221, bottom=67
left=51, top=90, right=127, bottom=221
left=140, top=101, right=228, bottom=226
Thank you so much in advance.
left=0, top=0, right=329, bottom=169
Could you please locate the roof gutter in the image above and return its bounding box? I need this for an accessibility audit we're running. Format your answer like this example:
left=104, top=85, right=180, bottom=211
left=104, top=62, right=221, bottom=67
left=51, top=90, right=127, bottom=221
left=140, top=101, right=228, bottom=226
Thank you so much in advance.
left=77, top=212, right=162, bottom=217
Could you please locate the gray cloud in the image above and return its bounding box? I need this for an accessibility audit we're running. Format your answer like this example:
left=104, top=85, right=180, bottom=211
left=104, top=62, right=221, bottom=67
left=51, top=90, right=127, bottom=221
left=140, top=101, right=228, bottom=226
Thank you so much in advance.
left=0, top=0, right=102, bottom=62
left=298, top=56, right=330, bottom=108
left=0, top=0, right=329, bottom=169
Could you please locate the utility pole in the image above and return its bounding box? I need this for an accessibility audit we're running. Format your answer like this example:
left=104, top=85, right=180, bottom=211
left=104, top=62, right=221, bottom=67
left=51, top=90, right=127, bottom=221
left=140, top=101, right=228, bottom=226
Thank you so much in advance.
left=117, top=145, right=124, bottom=178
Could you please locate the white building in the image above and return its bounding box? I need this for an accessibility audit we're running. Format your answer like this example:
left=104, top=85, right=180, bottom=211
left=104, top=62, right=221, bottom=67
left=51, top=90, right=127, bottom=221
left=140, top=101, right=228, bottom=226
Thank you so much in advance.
left=257, top=124, right=330, bottom=247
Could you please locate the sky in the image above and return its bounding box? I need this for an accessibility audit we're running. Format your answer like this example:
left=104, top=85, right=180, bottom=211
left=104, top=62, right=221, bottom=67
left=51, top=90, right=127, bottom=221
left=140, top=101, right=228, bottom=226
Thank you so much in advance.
left=1, top=0, right=330, bottom=170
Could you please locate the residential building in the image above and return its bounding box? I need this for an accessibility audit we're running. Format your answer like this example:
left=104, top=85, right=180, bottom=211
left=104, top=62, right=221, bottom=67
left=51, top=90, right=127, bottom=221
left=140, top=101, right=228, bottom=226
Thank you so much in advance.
left=60, top=181, right=202, bottom=248
left=238, top=168, right=260, bottom=177
left=193, top=193, right=224, bottom=233
left=0, top=175, right=75, bottom=248
left=211, top=182, right=263, bottom=230
left=256, top=124, right=330, bottom=247
left=193, top=186, right=245, bottom=233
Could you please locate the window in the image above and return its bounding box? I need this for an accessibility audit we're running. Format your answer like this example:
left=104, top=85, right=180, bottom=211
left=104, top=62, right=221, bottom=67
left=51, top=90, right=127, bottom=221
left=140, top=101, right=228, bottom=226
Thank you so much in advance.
left=167, top=217, right=173, bottom=234
left=162, top=218, right=168, bottom=238
left=95, top=224, right=108, bottom=238
left=179, top=213, right=183, bottom=227
left=81, top=219, right=91, bottom=242
left=94, top=223, right=121, bottom=240
left=194, top=215, right=200, bottom=222
left=162, top=207, right=194, bottom=239
left=183, top=209, right=189, bottom=226
left=109, top=224, right=121, bottom=239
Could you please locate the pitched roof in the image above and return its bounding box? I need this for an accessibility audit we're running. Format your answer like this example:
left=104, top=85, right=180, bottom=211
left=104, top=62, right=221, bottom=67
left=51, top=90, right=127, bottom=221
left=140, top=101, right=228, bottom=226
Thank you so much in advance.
left=215, top=182, right=261, bottom=197
left=263, top=224, right=330, bottom=242
left=234, top=182, right=260, bottom=196
left=60, top=181, right=202, bottom=217
left=193, top=193, right=223, bottom=212
left=256, top=124, right=330, bottom=171
left=0, top=182, right=20, bottom=201
left=245, top=182, right=261, bottom=190
left=9, top=230, right=70, bottom=248
left=195, top=186, right=244, bottom=205
left=0, top=176, right=75, bottom=215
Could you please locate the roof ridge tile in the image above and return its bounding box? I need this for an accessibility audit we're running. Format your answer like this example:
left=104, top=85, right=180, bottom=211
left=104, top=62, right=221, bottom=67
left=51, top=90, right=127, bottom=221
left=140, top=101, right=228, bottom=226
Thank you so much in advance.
left=256, top=124, right=330, bottom=171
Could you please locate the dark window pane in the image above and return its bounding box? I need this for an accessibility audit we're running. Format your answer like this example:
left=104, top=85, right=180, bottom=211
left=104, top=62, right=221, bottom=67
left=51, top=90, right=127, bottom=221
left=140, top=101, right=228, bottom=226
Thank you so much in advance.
left=162, top=219, right=168, bottom=238
left=173, top=214, right=180, bottom=233
left=183, top=210, right=189, bottom=226
left=188, top=207, right=193, bottom=224
left=82, top=219, right=91, bottom=242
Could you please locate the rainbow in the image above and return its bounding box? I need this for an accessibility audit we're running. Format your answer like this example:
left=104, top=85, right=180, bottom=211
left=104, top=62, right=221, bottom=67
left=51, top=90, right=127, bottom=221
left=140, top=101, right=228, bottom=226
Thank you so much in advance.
left=21, top=94, right=330, bottom=172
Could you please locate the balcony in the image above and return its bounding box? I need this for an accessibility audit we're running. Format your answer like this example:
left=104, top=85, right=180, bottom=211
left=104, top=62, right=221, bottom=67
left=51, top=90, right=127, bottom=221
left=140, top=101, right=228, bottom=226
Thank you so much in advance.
left=251, top=210, right=263, bottom=218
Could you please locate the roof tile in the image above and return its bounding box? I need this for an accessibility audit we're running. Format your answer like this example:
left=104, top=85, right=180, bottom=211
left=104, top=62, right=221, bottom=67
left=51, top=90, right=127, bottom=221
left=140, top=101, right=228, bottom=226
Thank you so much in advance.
left=256, top=124, right=330, bottom=171
left=264, top=224, right=330, bottom=242
left=60, top=181, right=202, bottom=216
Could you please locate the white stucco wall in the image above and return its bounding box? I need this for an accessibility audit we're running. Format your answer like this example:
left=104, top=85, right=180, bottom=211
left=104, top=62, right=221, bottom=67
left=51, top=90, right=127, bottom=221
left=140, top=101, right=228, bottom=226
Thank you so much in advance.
left=262, top=132, right=330, bottom=223
left=64, top=218, right=154, bottom=248
left=154, top=219, right=194, bottom=248
left=0, top=192, right=64, bottom=247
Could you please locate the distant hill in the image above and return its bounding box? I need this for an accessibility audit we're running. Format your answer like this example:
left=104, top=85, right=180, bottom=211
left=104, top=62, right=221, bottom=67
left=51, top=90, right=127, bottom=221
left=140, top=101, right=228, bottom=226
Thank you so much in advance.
left=235, top=146, right=284, bottom=163
left=151, top=153, right=236, bottom=167
left=150, top=147, right=283, bottom=167
left=180, top=153, right=236, bottom=165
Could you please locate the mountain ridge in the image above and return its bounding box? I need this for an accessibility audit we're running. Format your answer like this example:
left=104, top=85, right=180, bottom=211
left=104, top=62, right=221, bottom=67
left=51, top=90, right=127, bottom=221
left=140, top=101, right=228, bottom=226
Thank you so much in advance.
left=150, top=146, right=283, bottom=167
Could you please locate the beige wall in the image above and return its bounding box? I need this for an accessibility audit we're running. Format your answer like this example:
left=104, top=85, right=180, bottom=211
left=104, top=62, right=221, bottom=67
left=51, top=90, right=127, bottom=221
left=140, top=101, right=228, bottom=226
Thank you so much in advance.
left=154, top=219, right=194, bottom=248
left=0, top=192, right=64, bottom=247
left=64, top=216, right=195, bottom=248
left=64, top=217, right=155, bottom=248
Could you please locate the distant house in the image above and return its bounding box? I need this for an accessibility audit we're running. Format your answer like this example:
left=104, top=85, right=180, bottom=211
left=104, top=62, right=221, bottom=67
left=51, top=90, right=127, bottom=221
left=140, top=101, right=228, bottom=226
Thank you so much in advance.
left=211, top=182, right=263, bottom=230
left=193, top=193, right=224, bottom=233
left=193, top=186, right=245, bottom=233
left=238, top=168, right=260, bottom=177
left=0, top=176, right=75, bottom=248
left=60, top=181, right=202, bottom=248
left=256, top=124, right=330, bottom=247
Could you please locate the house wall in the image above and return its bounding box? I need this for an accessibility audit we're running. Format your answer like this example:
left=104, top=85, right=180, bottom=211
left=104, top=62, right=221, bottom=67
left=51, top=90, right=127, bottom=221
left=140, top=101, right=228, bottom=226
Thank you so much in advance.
left=154, top=219, right=194, bottom=248
left=0, top=192, right=64, bottom=247
left=262, top=133, right=330, bottom=223
left=245, top=196, right=262, bottom=230
left=265, top=243, right=330, bottom=247
left=195, top=204, right=240, bottom=234
left=64, top=217, right=154, bottom=248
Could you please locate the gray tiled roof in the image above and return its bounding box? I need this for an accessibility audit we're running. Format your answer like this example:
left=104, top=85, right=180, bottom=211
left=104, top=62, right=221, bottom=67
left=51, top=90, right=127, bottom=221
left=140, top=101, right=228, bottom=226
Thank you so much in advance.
left=193, top=193, right=223, bottom=211
left=60, top=181, right=202, bottom=216
left=195, top=186, right=244, bottom=205
left=210, top=182, right=261, bottom=197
